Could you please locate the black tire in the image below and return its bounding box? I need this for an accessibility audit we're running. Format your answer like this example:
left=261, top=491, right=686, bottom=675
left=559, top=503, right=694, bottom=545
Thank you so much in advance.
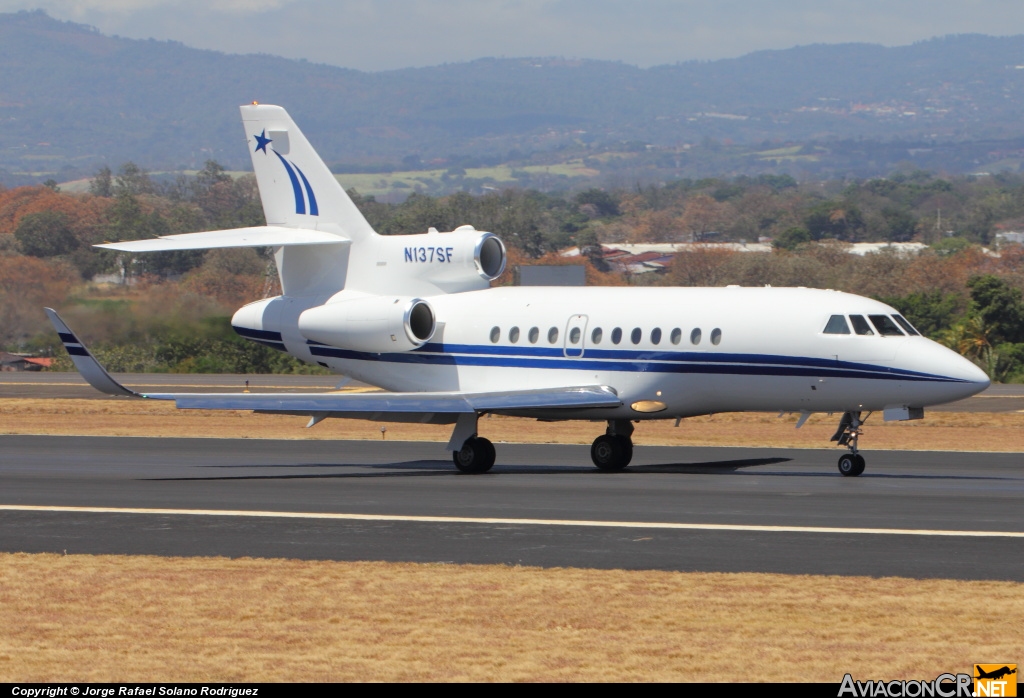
left=453, top=437, right=495, bottom=474
left=852, top=454, right=866, bottom=477
left=838, top=453, right=861, bottom=477
left=477, top=437, right=496, bottom=473
left=614, top=434, right=633, bottom=468
left=591, top=434, right=628, bottom=471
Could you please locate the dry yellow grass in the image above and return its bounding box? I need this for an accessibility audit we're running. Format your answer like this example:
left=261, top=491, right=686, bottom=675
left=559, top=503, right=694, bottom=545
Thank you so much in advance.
left=0, top=553, right=1020, bottom=682
left=2, top=398, right=1023, bottom=452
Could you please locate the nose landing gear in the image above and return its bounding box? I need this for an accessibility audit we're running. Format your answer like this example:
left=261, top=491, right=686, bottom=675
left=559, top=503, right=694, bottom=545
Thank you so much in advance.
left=832, top=411, right=867, bottom=477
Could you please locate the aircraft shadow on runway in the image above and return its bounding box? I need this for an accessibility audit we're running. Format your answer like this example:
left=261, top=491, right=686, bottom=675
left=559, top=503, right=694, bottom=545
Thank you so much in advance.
left=145, top=456, right=793, bottom=481
left=142, top=456, right=1024, bottom=482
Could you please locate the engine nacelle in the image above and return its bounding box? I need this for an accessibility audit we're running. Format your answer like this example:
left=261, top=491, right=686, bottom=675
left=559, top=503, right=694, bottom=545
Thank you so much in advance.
left=367, top=226, right=506, bottom=294
left=297, top=296, right=436, bottom=353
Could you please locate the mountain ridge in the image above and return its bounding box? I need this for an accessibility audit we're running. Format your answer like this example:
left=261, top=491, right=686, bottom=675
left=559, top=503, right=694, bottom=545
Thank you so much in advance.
left=3, top=10, right=1024, bottom=182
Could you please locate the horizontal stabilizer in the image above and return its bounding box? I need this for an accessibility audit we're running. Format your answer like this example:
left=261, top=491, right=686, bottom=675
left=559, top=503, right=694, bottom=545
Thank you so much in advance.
left=96, top=226, right=349, bottom=252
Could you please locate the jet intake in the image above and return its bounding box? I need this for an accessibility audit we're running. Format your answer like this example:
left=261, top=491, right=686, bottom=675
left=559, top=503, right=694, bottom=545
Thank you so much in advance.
left=474, top=232, right=506, bottom=281
left=298, top=296, right=435, bottom=354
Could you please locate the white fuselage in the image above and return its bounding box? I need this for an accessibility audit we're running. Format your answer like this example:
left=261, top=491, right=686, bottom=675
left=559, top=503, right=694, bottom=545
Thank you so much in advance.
left=237, top=285, right=990, bottom=421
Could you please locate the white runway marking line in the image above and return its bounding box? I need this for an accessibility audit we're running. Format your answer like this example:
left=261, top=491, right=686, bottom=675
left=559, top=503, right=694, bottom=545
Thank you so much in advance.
left=1, top=504, right=1022, bottom=538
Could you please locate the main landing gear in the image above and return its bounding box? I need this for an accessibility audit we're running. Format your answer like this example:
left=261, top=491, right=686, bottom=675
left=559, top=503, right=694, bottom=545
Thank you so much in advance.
left=831, top=411, right=867, bottom=477
left=450, top=417, right=636, bottom=474
left=590, top=420, right=634, bottom=471
left=452, top=435, right=496, bottom=474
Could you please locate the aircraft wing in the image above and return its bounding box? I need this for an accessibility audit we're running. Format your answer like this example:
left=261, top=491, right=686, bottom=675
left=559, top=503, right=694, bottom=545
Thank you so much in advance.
left=95, top=226, right=349, bottom=252
left=152, top=387, right=620, bottom=413
left=45, top=308, right=621, bottom=416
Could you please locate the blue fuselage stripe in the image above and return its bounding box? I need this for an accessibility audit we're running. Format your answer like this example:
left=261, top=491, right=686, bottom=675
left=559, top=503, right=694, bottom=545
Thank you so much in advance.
left=307, top=344, right=966, bottom=384
left=233, top=326, right=284, bottom=342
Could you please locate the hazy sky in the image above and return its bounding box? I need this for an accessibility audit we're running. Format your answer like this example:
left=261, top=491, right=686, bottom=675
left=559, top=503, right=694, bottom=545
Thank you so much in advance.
left=6, top=0, right=1024, bottom=71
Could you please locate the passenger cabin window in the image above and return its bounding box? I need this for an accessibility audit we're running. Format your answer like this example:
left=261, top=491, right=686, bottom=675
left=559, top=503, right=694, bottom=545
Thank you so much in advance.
left=893, top=315, right=921, bottom=336
left=611, top=328, right=623, bottom=345
left=869, top=315, right=905, bottom=337
left=591, top=327, right=603, bottom=344
left=823, top=315, right=851, bottom=334
left=690, top=328, right=702, bottom=345
left=711, top=328, right=722, bottom=345
left=509, top=326, right=520, bottom=343
left=651, top=328, right=662, bottom=345
left=631, top=328, right=642, bottom=345
left=569, top=327, right=581, bottom=344
left=671, top=328, right=682, bottom=345
left=490, top=327, right=500, bottom=343
left=849, top=315, right=874, bottom=336
left=547, top=327, right=559, bottom=343
left=528, top=327, right=539, bottom=344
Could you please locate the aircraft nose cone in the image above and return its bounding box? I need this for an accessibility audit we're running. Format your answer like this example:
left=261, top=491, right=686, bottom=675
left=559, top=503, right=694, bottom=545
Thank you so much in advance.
left=897, top=340, right=990, bottom=403
left=957, top=354, right=992, bottom=389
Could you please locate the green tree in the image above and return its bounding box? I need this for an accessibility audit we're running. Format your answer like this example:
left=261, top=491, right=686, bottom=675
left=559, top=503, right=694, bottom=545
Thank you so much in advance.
left=194, top=160, right=232, bottom=193
left=967, top=275, right=1024, bottom=344
left=574, top=189, right=619, bottom=217
left=114, top=162, right=154, bottom=197
left=772, top=227, right=811, bottom=251
left=14, top=211, right=79, bottom=258
left=941, top=315, right=1000, bottom=380
left=804, top=203, right=865, bottom=241
left=88, top=166, right=113, bottom=197
left=876, top=291, right=965, bottom=338
left=881, top=208, right=917, bottom=242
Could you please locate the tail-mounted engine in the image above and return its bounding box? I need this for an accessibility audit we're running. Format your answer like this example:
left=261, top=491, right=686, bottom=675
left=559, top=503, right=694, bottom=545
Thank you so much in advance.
left=297, top=296, right=436, bottom=354
left=363, top=226, right=506, bottom=294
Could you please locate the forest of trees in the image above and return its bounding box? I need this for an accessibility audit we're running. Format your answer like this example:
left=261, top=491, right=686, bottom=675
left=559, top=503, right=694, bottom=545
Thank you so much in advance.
left=3, top=162, right=1024, bottom=380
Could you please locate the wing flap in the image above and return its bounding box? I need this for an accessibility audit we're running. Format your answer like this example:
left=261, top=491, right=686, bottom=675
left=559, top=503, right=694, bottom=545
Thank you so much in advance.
left=96, top=226, right=348, bottom=252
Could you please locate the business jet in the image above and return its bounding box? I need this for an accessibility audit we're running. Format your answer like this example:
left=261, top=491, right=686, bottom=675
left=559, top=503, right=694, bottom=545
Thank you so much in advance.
left=46, top=104, right=991, bottom=477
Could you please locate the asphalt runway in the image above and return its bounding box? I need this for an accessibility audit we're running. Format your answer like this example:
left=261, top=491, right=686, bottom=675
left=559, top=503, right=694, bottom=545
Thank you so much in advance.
left=3, top=372, right=1022, bottom=410
left=1, top=435, right=1021, bottom=581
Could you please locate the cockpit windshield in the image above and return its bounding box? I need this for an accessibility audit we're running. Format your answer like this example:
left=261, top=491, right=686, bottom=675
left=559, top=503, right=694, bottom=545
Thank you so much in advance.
left=823, top=315, right=851, bottom=334
left=849, top=315, right=874, bottom=335
left=868, top=315, right=905, bottom=336
left=892, top=314, right=921, bottom=336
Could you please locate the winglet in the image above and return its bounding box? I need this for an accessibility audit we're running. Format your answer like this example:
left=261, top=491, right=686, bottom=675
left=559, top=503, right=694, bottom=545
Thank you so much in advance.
left=44, top=308, right=141, bottom=398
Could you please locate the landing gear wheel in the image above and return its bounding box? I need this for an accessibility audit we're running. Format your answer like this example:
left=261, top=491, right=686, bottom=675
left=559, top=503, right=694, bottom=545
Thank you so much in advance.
left=591, top=434, right=632, bottom=471
left=453, top=437, right=496, bottom=474
left=838, top=453, right=865, bottom=477
left=614, top=434, right=633, bottom=468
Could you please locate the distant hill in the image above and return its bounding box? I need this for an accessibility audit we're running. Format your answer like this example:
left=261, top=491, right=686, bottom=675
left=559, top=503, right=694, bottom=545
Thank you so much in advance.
left=3, top=10, right=1024, bottom=183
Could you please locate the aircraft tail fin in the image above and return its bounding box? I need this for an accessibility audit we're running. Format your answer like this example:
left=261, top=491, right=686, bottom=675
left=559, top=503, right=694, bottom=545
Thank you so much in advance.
left=240, top=103, right=377, bottom=242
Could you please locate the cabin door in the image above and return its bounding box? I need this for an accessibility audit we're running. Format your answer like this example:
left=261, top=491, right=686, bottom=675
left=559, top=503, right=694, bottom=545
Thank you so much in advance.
left=563, top=314, right=589, bottom=358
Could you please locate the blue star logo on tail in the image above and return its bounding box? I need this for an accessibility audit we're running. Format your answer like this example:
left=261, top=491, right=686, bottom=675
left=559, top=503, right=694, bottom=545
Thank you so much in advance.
left=253, top=130, right=272, bottom=154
